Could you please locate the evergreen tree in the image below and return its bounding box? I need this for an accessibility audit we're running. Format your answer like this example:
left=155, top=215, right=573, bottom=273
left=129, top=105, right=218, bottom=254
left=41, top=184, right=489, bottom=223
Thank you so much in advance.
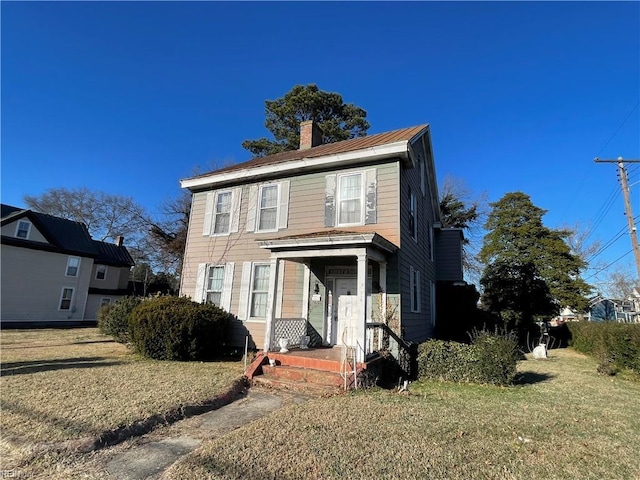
left=479, top=192, right=591, bottom=332
left=242, top=84, right=369, bottom=157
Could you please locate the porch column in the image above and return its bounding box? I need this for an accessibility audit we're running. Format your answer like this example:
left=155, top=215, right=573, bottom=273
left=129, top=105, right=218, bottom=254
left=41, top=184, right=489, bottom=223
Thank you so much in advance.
left=379, top=262, right=387, bottom=351
left=356, top=253, right=368, bottom=363
left=263, top=255, right=280, bottom=352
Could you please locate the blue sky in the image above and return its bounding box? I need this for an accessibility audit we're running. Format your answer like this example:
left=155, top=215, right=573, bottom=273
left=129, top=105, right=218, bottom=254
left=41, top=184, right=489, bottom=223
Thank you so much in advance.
left=2, top=1, right=639, bottom=288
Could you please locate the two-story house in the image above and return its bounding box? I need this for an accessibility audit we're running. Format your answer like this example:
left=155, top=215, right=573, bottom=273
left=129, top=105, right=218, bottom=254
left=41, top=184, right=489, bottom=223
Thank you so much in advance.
left=1, top=204, right=135, bottom=326
left=180, top=122, right=463, bottom=365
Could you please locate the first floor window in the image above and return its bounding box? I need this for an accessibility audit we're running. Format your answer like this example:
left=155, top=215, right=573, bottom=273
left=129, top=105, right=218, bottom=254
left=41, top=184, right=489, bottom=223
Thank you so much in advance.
left=66, top=256, right=80, bottom=277
left=16, top=221, right=30, bottom=239
left=250, top=264, right=270, bottom=317
left=410, top=266, right=421, bottom=313
left=96, top=264, right=107, bottom=280
left=101, top=298, right=112, bottom=306
left=206, top=266, right=225, bottom=306
left=60, top=288, right=74, bottom=310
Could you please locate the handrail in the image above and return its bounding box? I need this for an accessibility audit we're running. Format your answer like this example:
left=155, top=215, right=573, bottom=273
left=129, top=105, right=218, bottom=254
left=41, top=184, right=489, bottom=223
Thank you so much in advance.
left=365, top=322, right=417, bottom=379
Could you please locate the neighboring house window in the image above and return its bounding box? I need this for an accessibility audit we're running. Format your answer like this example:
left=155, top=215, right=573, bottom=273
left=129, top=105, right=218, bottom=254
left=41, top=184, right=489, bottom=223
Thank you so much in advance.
left=410, top=266, right=421, bottom=313
left=195, top=262, right=234, bottom=311
left=409, top=190, right=417, bottom=241
left=101, top=298, right=112, bottom=306
left=325, top=169, right=376, bottom=227
left=213, top=191, right=232, bottom=234
left=246, top=181, right=290, bottom=233
left=250, top=264, right=270, bottom=318
left=338, top=172, right=363, bottom=225
left=15, top=220, right=31, bottom=239
left=205, top=265, right=225, bottom=306
left=59, top=287, right=74, bottom=310
left=203, top=188, right=242, bottom=237
left=96, top=265, right=107, bottom=280
left=258, top=184, right=279, bottom=231
left=66, top=257, right=80, bottom=277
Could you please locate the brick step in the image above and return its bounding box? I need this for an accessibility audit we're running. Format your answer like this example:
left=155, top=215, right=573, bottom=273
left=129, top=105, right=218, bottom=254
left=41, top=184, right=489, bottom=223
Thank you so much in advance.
left=252, top=375, right=342, bottom=396
left=262, top=365, right=348, bottom=387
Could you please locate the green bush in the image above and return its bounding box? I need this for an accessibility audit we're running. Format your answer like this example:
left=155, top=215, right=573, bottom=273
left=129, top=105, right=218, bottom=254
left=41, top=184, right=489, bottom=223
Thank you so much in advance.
left=417, top=330, right=519, bottom=386
left=129, top=296, right=230, bottom=361
left=97, top=296, right=142, bottom=343
left=568, top=322, right=640, bottom=373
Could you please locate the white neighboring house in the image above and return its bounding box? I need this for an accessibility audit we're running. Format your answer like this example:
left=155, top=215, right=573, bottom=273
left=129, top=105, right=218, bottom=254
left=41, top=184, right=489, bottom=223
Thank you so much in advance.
left=1, top=204, right=135, bottom=326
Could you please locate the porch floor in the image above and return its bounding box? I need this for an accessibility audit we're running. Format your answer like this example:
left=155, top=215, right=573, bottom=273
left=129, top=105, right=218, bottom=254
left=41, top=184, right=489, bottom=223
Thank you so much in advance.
left=272, top=346, right=343, bottom=362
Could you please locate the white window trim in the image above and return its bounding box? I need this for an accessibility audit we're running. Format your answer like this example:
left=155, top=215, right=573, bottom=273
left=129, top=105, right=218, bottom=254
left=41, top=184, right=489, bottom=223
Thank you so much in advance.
left=15, top=220, right=31, bottom=239
left=410, top=266, right=421, bottom=313
left=59, top=287, right=75, bottom=311
left=95, top=264, right=108, bottom=280
left=336, top=171, right=365, bottom=227
left=65, top=256, right=81, bottom=277
left=256, top=183, right=280, bottom=233
left=212, top=190, right=233, bottom=236
left=249, top=262, right=271, bottom=321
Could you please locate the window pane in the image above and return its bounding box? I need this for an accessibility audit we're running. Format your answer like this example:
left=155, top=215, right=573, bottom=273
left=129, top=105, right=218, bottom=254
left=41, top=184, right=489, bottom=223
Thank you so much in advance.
left=96, top=265, right=107, bottom=279
left=340, top=174, right=361, bottom=199
left=60, top=288, right=73, bottom=310
left=17, top=221, right=29, bottom=238
left=213, top=213, right=230, bottom=233
left=207, top=266, right=224, bottom=291
left=260, top=186, right=278, bottom=208
left=216, top=192, right=231, bottom=213
left=250, top=265, right=270, bottom=317
left=67, top=257, right=80, bottom=276
left=253, top=265, right=270, bottom=291
left=206, top=292, right=222, bottom=306
left=259, top=208, right=277, bottom=230
left=251, top=292, right=267, bottom=317
left=338, top=174, right=362, bottom=224
left=339, top=199, right=361, bottom=224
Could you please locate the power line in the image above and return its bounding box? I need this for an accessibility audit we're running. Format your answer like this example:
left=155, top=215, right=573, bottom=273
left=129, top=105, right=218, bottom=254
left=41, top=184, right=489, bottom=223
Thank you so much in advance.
left=595, top=100, right=640, bottom=158
left=585, top=249, right=633, bottom=280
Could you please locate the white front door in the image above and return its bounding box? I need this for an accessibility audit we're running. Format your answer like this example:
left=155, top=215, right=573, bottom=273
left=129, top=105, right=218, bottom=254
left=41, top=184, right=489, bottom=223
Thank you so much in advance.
left=333, top=277, right=358, bottom=345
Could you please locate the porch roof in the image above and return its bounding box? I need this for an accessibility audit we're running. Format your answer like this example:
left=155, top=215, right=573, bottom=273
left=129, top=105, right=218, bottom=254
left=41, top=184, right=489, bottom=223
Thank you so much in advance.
left=257, top=230, right=397, bottom=255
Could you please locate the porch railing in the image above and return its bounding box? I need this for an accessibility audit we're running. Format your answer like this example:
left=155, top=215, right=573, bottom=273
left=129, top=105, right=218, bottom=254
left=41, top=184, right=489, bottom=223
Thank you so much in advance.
left=365, top=322, right=417, bottom=378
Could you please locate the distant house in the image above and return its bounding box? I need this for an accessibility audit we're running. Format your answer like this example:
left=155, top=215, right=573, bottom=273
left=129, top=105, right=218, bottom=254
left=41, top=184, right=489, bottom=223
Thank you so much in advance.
left=179, top=122, right=464, bottom=364
left=1, top=204, right=135, bottom=326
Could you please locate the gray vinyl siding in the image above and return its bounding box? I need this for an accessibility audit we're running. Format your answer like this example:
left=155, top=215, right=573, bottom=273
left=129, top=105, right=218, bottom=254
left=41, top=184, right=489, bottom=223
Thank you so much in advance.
left=398, top=137, right=438, bottom=343
left=0, top=245, right=93, bottom=323
left=435, top=229, right=464, bottom=282
left=1, top=219, right=48, bottom=243
left=180, top=160, right=401, bottom=348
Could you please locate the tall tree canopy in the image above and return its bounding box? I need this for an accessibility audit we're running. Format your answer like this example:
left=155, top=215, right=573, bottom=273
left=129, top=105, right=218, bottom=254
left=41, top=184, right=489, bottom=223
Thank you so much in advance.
left=479, top=192, right=591, bottom=332
left=242, top=84, right=370, bottom=157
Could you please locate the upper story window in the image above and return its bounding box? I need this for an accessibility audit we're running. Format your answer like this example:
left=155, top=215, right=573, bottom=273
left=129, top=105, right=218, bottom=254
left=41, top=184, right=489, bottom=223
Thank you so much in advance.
left=66, top=256, right=80, bottom=277
left=258, top=184, right=279, bottom=231
left=246, top=181, right=290, bottom=233
left=95, top=264, right=107, bottom=280
left=409, top=190, right=417, bottom=241
left=325, top=169, right=377, bottom=228
left=203, top=188, right=242, bottom=237
left=16, top=220, right=31, bottom=239
left=338, top=173, right=363, bottom=225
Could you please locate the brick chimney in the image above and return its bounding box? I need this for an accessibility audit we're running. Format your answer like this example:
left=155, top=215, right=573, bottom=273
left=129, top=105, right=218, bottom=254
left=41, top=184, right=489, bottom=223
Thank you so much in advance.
left=299, top=120, right=323, bottom=150
left=115, top=235, right=124, bottom=247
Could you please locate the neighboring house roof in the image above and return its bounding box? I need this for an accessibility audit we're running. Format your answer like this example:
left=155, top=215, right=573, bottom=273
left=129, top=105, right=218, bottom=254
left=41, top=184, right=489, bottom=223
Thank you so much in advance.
left=1, top=204, right=134, bottom=266
left=182, top=124, right=429, bottom=190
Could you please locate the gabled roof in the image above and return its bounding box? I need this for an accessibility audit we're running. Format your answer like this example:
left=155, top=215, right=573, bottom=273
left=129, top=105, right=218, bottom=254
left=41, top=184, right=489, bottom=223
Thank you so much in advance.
left=1, top=204, right=134, bottom=266
left=182, top=124, right=429, bottom=190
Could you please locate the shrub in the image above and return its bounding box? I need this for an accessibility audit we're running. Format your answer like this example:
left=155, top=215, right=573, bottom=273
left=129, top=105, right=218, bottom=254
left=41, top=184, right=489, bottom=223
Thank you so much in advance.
left=129, top=296, right=230, bottom=361
left=97, top=296, right=142, bottom=343
left=417, top=330, right=519, bottom=386
left=568, top=322, right=640, bottom=374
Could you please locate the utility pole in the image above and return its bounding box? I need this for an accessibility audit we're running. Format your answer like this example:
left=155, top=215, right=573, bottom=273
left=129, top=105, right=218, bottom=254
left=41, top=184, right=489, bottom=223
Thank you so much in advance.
left=594, top=157, right=640, bottom=281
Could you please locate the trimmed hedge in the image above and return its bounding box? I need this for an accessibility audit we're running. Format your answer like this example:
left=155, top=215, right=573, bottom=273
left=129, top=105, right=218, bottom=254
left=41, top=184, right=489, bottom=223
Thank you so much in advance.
left=417, top=330, right=520, bottom=386
left=567, top=322, right=640, bottom=373
left=129, top=296, right=230, bottom=361
left=97, top=296, right=142, bottom=344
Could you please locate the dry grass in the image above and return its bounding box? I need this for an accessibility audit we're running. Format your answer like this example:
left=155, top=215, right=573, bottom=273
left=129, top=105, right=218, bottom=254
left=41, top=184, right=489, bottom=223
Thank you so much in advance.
left=166, top=349, right=640, bottom=480
left=0, top=328, right=243, bottom=469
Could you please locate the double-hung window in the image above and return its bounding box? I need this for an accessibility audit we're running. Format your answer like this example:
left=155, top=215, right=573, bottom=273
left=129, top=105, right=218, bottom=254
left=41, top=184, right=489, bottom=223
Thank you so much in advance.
left=409, top=190, right=417, bottom=241
left=250, top=264, right=270, bottom=318
left=16, top=221, right=31, bottom=239
left=258, top=185, right=278, bottom=231
left=205, top=265, right=225, bottom=306
left=66, top=257, right=80, bottom=277
left=59, top=288, right=74, bottom=310
left=96, top=264, right=107, bottom=280
left=410, top=266, right=421, bottom=313
left=213, top=191, right=232, bottom=234
left=338, top=173, right=363, bottom=225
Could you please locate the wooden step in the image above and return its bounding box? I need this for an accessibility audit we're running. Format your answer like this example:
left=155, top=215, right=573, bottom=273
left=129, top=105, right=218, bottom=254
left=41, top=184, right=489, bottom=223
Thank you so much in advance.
left=261, top=365, right=346, bottom=388
left=252, top=375, right=342, bottom=396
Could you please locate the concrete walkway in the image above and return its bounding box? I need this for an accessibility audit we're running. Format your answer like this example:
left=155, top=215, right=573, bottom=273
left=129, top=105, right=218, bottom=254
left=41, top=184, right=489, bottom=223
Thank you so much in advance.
left=104, top=389, right=308, bottom=480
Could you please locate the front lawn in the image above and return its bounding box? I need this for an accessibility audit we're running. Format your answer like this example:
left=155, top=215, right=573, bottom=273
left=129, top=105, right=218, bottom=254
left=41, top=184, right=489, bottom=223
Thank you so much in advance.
left=0, top=328, right=243, bottom=468
left=166, top=348, right=640, bottom=480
